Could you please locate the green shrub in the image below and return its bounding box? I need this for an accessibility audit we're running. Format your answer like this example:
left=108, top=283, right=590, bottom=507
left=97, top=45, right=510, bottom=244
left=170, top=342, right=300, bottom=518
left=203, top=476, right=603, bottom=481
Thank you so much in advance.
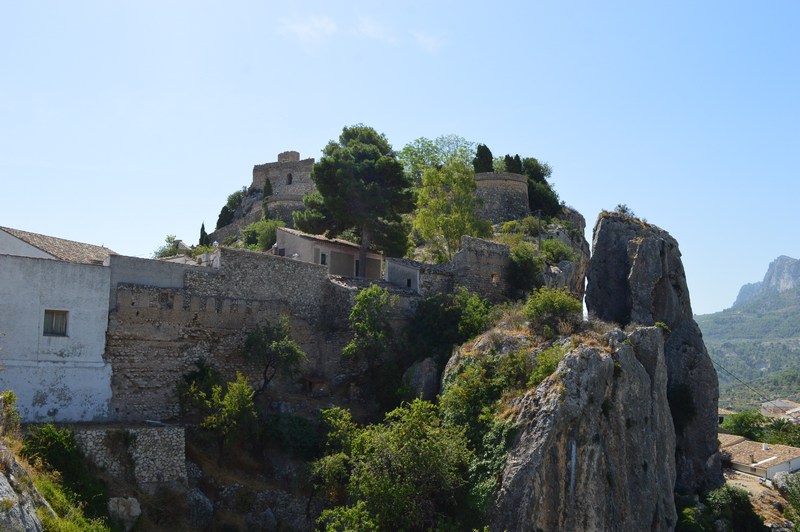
left=524, top=287, right=582, bottom=335
left=499, top=220, right=521, bottom=234
left=528, top=343, right=570, bottom=387
left=521, top=215, right=547, bottom=236
left=406, top=288, right=490, bottom=366
left=22, top=424, right=108, bottom=518
left=508, top=241, right=543, bottom=297
left=317, top=501, right=378, bottom=532
left=0, top=390, right=21, bottom=438
left=242, top=219, right=285, bottom=250
left=177, top=359, right=223, bottom=414
left=540, top=238, right=576, bottom=265
left=262, top=412, right=324, bottom=459
left=528, top=181, right=561, bottom=216
left=704, top=484, right=767, bottom=531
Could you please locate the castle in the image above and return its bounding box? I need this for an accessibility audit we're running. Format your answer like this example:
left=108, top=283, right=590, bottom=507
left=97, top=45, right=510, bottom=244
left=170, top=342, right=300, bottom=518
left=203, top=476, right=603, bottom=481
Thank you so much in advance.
left=210, top=151, right=533, bottom=245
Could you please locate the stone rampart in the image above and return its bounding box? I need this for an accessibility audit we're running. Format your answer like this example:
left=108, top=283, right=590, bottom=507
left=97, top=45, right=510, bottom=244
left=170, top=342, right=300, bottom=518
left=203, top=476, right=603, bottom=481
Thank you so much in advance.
left=73, top=425, right=186, bottom=490
left=106, top=248, right=354, bottom=421
left=474, top=172, right=529, bottom=223
left=452, top=236, right=511, bottom=302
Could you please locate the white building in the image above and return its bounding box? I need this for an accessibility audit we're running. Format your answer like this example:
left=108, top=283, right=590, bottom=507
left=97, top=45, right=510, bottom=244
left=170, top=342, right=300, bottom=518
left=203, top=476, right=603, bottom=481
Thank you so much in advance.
left=275, top=227, right=383, bottom=279
left=719, top=433, right=800, bottom=480
left=0, top=227, right=116, bottom=421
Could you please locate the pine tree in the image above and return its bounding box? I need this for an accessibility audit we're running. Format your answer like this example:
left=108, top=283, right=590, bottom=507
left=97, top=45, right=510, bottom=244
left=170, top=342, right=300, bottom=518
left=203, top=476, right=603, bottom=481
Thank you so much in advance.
left=473, top=144, right=494, bottom=173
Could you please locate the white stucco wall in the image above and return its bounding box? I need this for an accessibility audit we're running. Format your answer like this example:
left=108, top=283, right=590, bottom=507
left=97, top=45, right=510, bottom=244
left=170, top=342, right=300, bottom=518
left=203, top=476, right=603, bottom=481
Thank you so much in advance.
left=0, top=231, right=55, bottom=259
left=0, top=254, right=112, bottom=421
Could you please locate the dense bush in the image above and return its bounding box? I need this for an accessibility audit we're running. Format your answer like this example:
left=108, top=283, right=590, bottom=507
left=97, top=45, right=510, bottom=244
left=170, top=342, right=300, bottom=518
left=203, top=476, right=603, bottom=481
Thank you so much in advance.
left=406, top=287, right=491, bottom=366
left=0, top=390, right=21, bottom=438
left=524, top=287, right=583, bottom=336
left=508, top=241, right=543, bottom=297
left=242, top=218, right=285, bottom=250
left=540, top=238, right=576, bottom=264
left=261, top=412, right=325, bottom=459
left=313, top=400, right=472, bottom=531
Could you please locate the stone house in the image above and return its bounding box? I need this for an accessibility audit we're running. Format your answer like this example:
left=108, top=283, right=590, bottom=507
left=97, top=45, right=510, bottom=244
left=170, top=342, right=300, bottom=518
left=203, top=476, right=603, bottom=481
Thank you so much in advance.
left=0, top=227, right=116, bottom=421
left=385, top=235, right=511, bottom=303
left=719, top=433, right=800, bottom=480
left=275, top=226, right=383, bottom=279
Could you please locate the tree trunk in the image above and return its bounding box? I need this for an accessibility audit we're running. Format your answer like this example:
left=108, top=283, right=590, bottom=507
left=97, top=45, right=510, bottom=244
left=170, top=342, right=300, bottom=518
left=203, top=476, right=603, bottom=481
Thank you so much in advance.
left=358, top=226, right=372, bottom=277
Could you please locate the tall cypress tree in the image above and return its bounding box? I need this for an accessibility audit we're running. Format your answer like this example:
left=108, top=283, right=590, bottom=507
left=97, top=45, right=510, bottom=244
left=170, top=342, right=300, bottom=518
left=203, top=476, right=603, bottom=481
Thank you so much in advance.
left=199, top=223, right=210, bottom=246
left=473, top=144, right=494, bottom=173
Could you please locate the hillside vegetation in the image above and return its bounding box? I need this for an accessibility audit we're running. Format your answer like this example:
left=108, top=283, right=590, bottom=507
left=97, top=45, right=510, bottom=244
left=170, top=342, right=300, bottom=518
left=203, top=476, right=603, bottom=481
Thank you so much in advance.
left=696, top=283, right=800, bottom=410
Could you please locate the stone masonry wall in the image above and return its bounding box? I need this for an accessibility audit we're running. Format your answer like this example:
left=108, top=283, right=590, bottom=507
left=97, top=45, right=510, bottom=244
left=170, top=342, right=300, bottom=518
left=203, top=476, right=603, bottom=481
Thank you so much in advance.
left=106, top=248, right=354, bottom=421
left=474, top=172, right=530, bottom=224
left=73, top=425, right=186, bottom=489
left=452, top=236, right=511, bottom=303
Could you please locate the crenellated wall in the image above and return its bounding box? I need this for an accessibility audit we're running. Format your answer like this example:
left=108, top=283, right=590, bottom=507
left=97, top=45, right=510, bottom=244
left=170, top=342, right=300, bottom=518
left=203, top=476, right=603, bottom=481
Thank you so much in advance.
left=105, top=248, right=355, bottom=421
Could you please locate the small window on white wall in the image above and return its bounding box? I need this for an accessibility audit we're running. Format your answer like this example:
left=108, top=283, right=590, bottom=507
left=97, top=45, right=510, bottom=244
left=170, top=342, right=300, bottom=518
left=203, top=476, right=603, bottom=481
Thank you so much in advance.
left=321, top=253, right=327, bottom=265
left=43, top=310, right=68, bottom=336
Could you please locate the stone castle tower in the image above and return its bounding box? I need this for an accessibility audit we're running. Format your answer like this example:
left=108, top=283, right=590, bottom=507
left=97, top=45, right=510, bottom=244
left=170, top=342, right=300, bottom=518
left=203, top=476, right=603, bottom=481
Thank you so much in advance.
left=474, top=172, right=530, bottom=223
left=253, top=151, right=316, bottom=226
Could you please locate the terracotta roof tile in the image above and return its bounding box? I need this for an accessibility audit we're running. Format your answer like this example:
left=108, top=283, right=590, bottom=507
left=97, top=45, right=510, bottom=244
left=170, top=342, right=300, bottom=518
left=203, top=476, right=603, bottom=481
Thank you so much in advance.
left=1, top=226, right=116, bottom=265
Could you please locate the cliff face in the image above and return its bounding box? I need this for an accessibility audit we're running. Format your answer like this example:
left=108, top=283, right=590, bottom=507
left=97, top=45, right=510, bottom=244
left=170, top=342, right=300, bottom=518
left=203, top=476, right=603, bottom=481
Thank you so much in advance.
left=490, top=328, right=676, bottom=531
left=0, top=443, right=48, bottom=532
left=734, top=255, right=800, bottom=307
left=585, top=211, right=722, bottom=494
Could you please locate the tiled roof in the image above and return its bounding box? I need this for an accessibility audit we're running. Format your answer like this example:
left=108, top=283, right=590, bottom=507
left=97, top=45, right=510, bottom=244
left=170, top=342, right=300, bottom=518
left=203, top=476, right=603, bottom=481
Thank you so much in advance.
left=278, top=226, right=382, bottom=255
left=1, top=226, right=116, bottom=265
left=719, top=433, right=800, bottom=466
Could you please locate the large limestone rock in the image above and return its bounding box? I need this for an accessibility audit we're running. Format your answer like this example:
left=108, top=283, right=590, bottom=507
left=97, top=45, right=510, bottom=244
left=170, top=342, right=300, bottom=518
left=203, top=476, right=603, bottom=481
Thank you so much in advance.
left=541, top=207, right=591, bottom=299
left=491, top=328, right=676, bottom=531
left=0, top=443, right=49, bottom=532
left=734, top=255, right=800, bottom=306
left=585, top=211, right=723, bottom=494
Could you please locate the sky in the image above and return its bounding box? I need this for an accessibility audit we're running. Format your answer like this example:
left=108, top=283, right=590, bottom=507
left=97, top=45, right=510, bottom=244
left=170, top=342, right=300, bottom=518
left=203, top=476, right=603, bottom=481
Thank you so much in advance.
left=1, top=1, right=798, bottom=315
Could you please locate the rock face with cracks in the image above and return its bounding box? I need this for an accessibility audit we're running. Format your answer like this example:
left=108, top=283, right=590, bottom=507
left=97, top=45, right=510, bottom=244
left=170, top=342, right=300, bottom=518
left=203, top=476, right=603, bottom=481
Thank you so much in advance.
left=491, top=327, right=677, bottom=531
left=585, top=211, right=722, bottom=494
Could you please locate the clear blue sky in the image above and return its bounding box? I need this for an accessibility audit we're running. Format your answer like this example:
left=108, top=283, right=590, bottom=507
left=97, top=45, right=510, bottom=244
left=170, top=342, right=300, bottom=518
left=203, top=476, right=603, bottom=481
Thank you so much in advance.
left=2, top=1, right=798, bottom=314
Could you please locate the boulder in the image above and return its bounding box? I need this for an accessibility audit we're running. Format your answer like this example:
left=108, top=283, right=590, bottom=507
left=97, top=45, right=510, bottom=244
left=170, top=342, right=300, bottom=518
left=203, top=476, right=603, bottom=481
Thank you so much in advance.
left=186, top=488, right=213, bottom=530
left=585, top=211, right=723, bottom=494
left=491, top=328, right=677, bottom=531
left=108, top=497, right=141, bottom=531
left=402, top=358, right=439, bottom=401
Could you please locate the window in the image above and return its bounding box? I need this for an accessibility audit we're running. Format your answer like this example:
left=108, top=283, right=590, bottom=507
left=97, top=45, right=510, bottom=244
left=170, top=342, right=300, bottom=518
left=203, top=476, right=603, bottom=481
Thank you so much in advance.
left=355, top=259, right=360, bottom=276
left=491, top=272, right=500, bottom=285
left=286, top=173, right=293, bottom=185
left=406, top=278, right=412, bottom=288
left=43, top=310, right=68, bottom=336
left=320, top=253, right=327, bottom=266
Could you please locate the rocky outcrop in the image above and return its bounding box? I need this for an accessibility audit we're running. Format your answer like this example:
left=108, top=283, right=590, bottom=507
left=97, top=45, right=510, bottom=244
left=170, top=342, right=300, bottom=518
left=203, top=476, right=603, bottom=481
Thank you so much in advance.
left=0, top=444, right=50, bottom=532
left=402, top=358, right=439, bottom=402
left=734, top=255, right=800, bottom=307
left=491, top=328, right=677, bottom=531
left=585, top=211, right=722, bottom=494
left=542, top=207, right=591, bottom=299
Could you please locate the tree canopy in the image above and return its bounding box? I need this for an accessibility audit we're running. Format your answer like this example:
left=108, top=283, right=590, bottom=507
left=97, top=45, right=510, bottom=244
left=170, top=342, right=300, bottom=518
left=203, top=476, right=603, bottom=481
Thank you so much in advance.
left=398, top=134, right=475, bottom=183
left=413, top=160, right=491, bottom=262
left=301, top=125, right=414, bottom=274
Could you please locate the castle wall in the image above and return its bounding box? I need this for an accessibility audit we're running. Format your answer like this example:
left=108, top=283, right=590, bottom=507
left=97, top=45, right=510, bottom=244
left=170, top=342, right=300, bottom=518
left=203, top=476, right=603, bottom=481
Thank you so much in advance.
left=474, top=172, right=530, bottom=223
left=452, top=236, right=511, bottom=303
left=105, top=248, right=354, bottom=421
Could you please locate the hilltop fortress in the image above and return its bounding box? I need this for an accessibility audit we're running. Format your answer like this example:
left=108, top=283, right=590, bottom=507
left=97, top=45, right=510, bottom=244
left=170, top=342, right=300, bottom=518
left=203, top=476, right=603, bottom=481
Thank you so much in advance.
left=210, top=151, right=534, bottom=244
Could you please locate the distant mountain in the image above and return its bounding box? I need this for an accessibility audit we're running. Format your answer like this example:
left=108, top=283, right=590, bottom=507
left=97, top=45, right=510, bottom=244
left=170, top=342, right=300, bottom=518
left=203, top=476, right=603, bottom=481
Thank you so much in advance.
left=696, top=256, right=800, bottom=410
